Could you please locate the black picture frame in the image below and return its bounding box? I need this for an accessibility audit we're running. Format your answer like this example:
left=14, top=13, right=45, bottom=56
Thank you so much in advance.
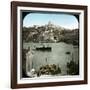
left=11, top=1, right=88, bottom=89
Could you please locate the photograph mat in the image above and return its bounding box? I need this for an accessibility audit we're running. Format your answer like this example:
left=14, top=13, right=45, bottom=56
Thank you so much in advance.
left=17, top=6, right=84, bottom=84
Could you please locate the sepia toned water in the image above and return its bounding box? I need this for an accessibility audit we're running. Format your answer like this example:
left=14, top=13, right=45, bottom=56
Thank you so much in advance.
left=23, top=42, right=79, bottom=75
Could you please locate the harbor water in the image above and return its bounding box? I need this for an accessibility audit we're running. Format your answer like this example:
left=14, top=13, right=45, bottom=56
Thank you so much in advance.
left=23, top=42, right=79, bottom=75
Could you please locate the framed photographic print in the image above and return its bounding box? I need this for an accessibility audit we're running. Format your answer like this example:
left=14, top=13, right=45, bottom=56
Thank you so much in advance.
left=11, top=1, right=88, bottom=89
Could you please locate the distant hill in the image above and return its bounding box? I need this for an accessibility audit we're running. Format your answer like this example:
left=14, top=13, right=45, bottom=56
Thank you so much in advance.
left=22, top=23, right=79, bottom=45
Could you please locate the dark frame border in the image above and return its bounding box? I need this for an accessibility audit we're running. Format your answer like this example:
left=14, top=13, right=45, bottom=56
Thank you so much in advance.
left=11, top=1, right=88, bottom=89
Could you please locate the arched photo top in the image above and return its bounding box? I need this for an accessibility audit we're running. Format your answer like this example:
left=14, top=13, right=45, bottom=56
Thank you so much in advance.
left=22, top=11, right=79, bottom=30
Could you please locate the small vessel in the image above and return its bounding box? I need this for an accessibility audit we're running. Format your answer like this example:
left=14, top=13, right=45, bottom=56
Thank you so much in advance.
left=36, top=47, right=51, bottom=51
left=36, top=44, right=52, bottom=51
left=65, top=51, right=71, bottom=54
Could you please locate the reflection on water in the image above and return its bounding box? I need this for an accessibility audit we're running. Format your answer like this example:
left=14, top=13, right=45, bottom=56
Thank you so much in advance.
left=23, top=42, right=79, bottom=75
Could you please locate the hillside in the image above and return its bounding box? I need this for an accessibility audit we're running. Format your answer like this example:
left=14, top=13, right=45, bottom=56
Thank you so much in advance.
left=22, top=22, right=79, bottom=45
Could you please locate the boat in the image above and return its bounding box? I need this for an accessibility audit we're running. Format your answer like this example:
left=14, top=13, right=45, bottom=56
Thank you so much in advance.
left=36, top=44, right=52, bottom=51
left=36, top=47, right=51, bottom=51
left=65, top=51, right=71, bottom=54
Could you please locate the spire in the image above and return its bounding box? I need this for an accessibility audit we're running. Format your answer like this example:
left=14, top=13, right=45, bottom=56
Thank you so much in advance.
left=48, top=21, right=53, bottom=27
left=48, top=21, right=52, bottom=26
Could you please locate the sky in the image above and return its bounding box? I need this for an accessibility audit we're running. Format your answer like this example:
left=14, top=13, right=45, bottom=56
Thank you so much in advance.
left=23, top=12, right=78, bottom=29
